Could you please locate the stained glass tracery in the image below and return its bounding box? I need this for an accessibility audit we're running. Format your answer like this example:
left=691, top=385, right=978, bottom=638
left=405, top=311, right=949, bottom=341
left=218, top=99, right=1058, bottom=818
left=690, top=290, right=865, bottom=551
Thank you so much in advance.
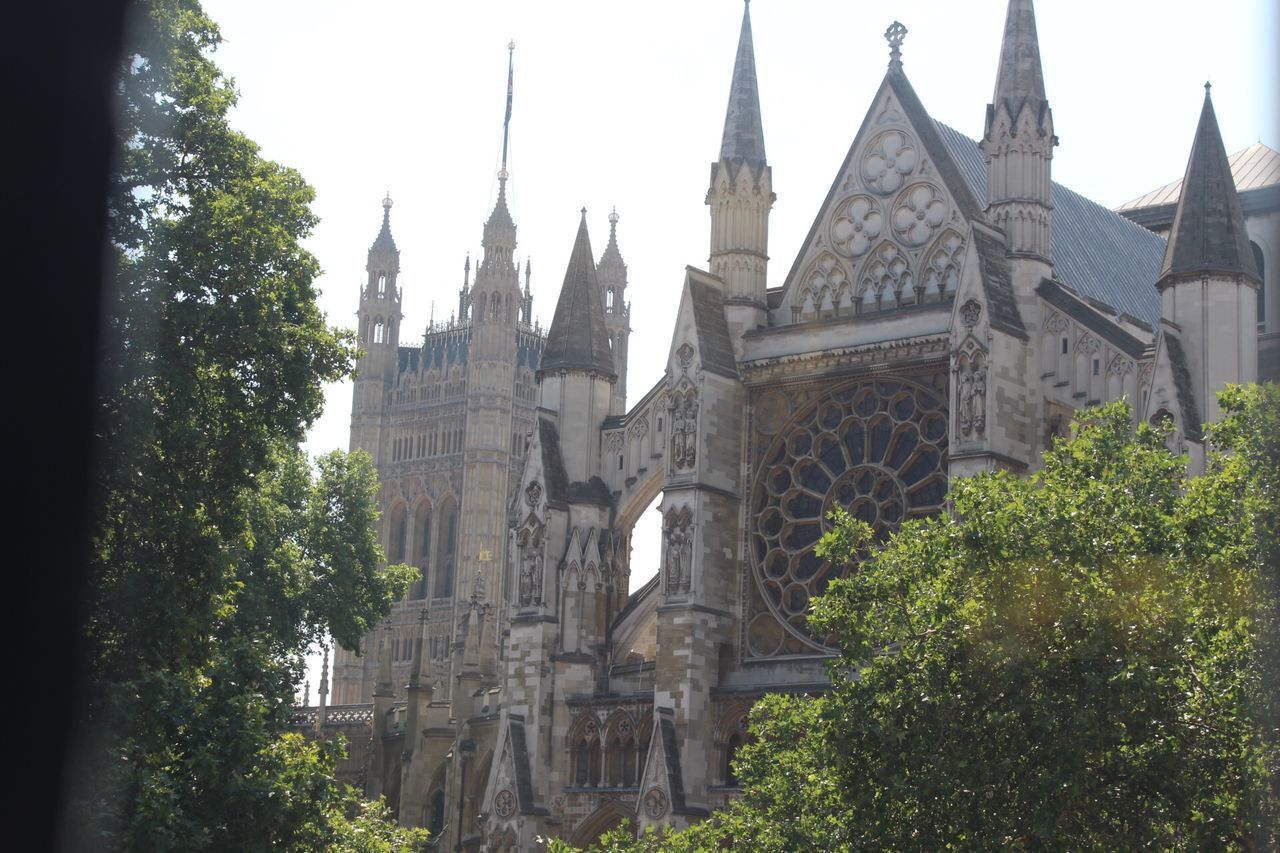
left=748, top=376, right=948, bottom=655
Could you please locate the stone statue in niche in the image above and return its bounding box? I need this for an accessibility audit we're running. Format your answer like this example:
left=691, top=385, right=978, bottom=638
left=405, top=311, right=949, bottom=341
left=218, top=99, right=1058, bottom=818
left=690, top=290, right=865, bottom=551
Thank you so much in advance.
left=664, top=506, right=693, bottom=594
left=958, top=358, right=987, bottom=436
left=516, top=527, right=543, bottom=608
left=669, top=392, right=698, bottom=470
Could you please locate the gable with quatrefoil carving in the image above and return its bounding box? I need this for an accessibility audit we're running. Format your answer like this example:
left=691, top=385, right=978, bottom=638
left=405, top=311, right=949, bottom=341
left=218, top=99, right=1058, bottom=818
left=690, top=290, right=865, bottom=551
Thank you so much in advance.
left=779, top=87, right=974, bottom=326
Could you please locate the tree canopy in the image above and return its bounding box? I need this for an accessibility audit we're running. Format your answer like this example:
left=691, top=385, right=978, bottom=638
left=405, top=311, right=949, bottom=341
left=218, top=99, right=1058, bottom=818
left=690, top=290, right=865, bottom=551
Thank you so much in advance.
left=565, top=390, right=1278, bottom=851
left=69, top=0, right=420, bottom=848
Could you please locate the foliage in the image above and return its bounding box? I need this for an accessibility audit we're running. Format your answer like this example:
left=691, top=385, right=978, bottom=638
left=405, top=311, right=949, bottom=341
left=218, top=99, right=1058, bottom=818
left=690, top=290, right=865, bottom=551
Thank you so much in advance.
left=73, top=0, right=416, bottom=848
left=561, top=395, right=1277, bottom=851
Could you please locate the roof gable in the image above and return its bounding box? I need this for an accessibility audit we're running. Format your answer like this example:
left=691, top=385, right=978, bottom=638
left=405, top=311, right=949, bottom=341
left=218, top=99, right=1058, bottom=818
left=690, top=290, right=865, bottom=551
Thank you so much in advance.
left=774, top=69, right=982, bottom=324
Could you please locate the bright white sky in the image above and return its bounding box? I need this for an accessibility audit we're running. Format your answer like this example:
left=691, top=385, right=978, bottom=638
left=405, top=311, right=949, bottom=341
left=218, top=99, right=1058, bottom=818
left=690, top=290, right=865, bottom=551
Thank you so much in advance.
left=200, top=0, right=1276, bottom=695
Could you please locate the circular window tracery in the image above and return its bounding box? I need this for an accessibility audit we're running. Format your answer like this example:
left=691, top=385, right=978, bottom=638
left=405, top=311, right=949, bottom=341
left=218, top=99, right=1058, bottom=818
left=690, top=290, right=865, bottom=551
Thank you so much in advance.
left=750, top=377, right=948, bottom=652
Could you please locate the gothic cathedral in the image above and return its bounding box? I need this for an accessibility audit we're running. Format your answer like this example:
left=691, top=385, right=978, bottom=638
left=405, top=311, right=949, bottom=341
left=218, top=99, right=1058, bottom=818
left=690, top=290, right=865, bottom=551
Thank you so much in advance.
left=308, top=2, right=1278, bottom=848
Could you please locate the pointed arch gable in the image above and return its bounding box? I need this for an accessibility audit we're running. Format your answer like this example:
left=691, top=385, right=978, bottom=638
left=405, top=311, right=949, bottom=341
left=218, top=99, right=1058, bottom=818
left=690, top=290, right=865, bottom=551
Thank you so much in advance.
left=773, top=71, right=981, bottom=325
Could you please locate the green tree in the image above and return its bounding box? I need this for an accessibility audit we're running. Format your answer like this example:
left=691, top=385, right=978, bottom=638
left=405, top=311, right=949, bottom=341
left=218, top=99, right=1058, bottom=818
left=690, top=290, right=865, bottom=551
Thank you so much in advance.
left=567, top=394, right=1278, bottom=851
left=72, top=0, right=420, bottom=848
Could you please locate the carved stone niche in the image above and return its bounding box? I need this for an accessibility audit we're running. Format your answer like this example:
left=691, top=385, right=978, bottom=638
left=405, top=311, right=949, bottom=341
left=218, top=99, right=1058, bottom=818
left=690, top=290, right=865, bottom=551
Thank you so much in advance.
left=663, top=506, right=693, bottom=595
left=515, top=525, right=545, bottom=608
left=667, top=389, right=699, bottom=471
left=955, top=339, right=988, bottom=439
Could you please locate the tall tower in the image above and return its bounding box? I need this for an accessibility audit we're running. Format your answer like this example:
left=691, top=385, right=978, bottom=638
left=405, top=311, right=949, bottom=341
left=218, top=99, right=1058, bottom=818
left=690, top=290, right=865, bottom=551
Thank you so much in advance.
left=350, top=193, right=402, bottom=460
left=596, top=207, right=630, bottom=413
left=706, top=0, right=773, bottom=347
left=1157, top=84, right=1260, bottom=423
left=981, top=0, right=1056, bottom=268
left=457, top=41, right=524, bottom=682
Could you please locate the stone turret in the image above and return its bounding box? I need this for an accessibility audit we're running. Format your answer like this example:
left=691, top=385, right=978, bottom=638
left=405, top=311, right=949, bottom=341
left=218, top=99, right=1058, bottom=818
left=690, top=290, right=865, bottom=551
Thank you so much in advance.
left=538, top=210, right=616, bottom=483
left=351, top=193, right=402, bottom=461
left=981, top=0, right=1056, bottom=265
left=1156, top=84, right=1260, bottom=424
left=596, top=208, right=631, bottom=413
left=706, top=0, right=773, bottom=348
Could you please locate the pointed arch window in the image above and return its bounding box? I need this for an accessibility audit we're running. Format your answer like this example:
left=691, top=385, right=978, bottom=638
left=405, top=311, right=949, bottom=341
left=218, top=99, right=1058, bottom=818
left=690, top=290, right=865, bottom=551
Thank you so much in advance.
left=378, top=272, right=388, bottom=295
left=374, top=320, right=385, bottom=344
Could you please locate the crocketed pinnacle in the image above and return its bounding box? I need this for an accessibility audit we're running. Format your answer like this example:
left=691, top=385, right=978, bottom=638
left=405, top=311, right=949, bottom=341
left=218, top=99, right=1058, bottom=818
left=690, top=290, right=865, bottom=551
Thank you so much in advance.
left=598, top=207, right=625, bottom=270
left=1160, top=85, right=1259, bottom=283
left=371, top=192, right=398, bottom=254
left=990, top=0, right=1049, bottom=129
left=718, top=1, right=766, bottom=166
left=540, top=210, right=616, bottom=378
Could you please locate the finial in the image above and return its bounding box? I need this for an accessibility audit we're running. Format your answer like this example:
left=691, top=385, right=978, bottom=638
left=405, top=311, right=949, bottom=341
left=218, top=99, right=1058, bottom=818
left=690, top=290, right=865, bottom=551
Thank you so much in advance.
left=508, top=39, right=515, bottom=52
left=382, top=191, right=393, bottom=210
left=1204, top=80, right=1212, bottom=93
left=885, top=21, right=908, bottom=71
left=580, top=206, right=588, bottom=221
left=608, top=206, right=619, bottom=228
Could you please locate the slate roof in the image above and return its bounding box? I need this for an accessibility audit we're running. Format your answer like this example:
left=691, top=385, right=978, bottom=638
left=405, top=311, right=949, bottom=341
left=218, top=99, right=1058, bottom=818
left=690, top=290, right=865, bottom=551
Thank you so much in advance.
left=506, top=715, right=549, bottom=816
left=1118, top=142, right=1280, bottom=210
left=719, top=1, right=766, bottom=167
left=935, top=121, right=1167, bottom=329
left=1037, top=279, right=1148, bottom=359
left=537, top=415, right=570, bottom=507
left=687, top=277, right=740, bottom=377
left=971, top=229, right=1025, bottom=338
left=540, top=212, right=616, bottom=378
left=655, top=707, right=708, bottom=817
left=1162, top=332, right=1203, bottom=442
left=1158, top=89, right=1259, bottom=284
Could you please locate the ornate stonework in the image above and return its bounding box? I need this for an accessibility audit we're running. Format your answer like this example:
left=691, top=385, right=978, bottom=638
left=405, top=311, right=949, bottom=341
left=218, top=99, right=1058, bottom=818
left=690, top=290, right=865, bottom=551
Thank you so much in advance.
left=669, top=390, right=698, bottom=471
left=663, top=506, right=693, bottom=595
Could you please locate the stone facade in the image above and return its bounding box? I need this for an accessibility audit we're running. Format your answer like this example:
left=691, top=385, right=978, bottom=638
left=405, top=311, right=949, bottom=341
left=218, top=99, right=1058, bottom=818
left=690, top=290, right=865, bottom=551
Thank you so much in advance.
left=293, top=2, right=1275, bottom=848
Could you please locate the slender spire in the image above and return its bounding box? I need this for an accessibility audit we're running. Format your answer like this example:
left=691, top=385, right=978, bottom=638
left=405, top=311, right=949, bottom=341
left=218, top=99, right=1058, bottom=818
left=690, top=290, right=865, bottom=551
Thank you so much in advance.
left=1159, top=84, right=1260, bottom=284
left=482, top=43, right=517, bottom=258
left=371, top=192, right=398, bottom=254
left=719, top=1, right=766, bottom=166
left=500, top=40, right=515, bottom=182
left=991, top=0, right=1048, bottom=128
left=599, top=206, right=624, bottom=267
left=540, top=210, right=616, bottom=378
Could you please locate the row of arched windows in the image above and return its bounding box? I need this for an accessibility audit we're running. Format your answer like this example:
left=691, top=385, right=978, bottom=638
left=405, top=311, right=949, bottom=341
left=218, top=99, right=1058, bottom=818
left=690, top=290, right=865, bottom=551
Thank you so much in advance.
left=473, top=291, right=520, bottom=324
left=387, top=499, right=458, bottom=600
left=568, top=712, right=652, bottom=790
left=390, top=426, right=465, bottom=462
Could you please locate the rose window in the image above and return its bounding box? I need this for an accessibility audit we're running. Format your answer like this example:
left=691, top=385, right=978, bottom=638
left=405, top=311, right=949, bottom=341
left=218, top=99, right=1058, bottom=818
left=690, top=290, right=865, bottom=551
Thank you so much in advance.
left=861, top=131, right=918, bottom=196
left=891, top=183, right=948, bottom=247
left=830, top=195, right=883, bottom=258
left=749, top=377, right=948, bottom=652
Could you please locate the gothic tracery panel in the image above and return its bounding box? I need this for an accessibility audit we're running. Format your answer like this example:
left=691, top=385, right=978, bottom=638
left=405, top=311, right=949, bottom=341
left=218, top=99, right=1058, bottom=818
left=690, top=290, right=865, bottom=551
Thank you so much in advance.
left=747, top=375, right=949, bottom=656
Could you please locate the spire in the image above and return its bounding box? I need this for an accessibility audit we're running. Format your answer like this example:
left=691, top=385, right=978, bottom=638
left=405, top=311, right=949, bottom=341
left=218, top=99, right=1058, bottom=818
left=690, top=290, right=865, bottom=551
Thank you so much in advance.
left=540, top=210, right=616, bottom=378
left=371, top=191, right=398, bottom=254
left=719, top=1, right=766, bottom=166
left=1159, top=84, right=1260, bottom=284
left=599, top=207, right=624, bottom=268
left=991, top=0, right=1049, bottom=130
left=482, top=44, right=517, bottom=265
